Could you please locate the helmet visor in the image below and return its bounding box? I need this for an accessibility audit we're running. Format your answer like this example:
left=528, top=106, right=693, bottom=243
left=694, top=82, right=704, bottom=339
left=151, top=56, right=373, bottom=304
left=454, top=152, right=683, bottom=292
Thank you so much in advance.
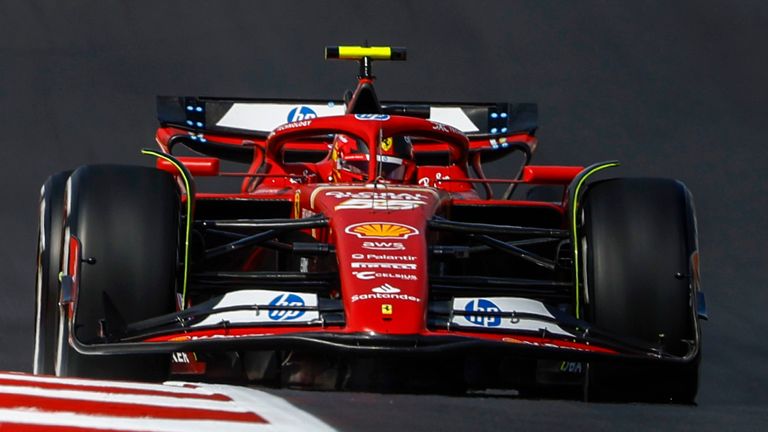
left=339, top=154, right=369, bottom=181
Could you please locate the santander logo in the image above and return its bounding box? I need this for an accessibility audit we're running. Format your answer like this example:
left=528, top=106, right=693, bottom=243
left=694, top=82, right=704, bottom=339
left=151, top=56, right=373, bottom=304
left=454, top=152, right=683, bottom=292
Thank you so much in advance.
left=372, top=283, right=401, bottom=294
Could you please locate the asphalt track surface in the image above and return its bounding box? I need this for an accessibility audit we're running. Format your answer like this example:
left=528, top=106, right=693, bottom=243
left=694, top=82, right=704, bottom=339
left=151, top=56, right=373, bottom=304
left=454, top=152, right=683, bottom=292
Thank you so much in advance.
left=1, top=1, right=767, bottom=430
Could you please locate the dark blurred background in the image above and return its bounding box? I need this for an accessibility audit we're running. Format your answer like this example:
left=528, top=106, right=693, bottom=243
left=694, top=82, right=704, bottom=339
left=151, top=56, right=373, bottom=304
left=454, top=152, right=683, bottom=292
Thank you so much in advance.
left=1, top=0, right=766, bottom=427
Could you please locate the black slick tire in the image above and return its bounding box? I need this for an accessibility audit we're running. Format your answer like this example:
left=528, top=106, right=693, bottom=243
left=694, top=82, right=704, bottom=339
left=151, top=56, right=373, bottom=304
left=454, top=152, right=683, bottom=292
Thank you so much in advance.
left=581, top=177, right=700, bottom=403
left=56, top=165, right=180, bottom=382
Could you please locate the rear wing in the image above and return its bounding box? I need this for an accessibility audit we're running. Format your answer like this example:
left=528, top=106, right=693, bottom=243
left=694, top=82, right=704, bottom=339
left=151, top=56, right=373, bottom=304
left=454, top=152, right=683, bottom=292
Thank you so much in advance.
left=157, top=96, right=537, bottom=139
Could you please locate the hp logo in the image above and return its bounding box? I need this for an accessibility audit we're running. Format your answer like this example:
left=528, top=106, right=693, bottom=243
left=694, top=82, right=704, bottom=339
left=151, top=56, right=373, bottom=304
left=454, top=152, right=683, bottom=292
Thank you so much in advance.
left=354, top=114, right=390, bottom=121
left=287, top=106, right=317, bottom=122
left=268, top=293, right=306, bottom=321
left=464, top=299, right=501, bottom=327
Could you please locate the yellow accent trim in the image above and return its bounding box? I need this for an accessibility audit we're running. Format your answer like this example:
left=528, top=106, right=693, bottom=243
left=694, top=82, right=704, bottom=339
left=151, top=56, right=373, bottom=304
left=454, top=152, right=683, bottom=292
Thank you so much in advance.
left=142, top=149, right=193, bottom=308
left=338, top=46, right=392, bottom=60
left=572, top=162, right=620, bottom=319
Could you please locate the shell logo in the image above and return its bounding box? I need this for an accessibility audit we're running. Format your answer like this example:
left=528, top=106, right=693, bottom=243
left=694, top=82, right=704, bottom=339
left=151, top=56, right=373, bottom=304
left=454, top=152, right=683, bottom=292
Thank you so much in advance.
left=345, top=222, right=419, bottom=239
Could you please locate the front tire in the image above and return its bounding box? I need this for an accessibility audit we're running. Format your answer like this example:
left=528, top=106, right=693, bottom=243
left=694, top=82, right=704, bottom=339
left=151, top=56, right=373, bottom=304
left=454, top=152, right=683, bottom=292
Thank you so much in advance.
left=56, top=165, right=180, bottom=381
left=581, top=178, right=700, bottom=403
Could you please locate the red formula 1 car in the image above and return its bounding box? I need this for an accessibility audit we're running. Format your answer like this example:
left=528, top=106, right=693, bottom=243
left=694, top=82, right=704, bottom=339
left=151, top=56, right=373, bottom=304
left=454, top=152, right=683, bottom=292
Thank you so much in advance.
left=34, top=46, right=706, bottom=402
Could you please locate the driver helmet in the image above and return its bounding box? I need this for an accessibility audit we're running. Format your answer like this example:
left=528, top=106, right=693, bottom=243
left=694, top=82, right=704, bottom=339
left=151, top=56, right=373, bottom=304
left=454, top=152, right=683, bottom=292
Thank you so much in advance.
left=330, top=134, right=415, bottom=183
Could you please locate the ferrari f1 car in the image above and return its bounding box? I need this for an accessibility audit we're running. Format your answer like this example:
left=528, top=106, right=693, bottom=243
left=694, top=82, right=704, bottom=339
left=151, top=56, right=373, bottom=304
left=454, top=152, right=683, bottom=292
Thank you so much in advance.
left=34, top=46, right=706, bottom=402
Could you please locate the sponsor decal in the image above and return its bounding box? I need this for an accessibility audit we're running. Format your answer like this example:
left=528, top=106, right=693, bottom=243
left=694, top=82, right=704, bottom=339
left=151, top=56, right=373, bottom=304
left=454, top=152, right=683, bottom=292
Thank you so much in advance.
left=309, top=185, right=439, bottom=208
left=418, top=172, right=450, bottom=187
left=372, top=283, right=400, bottom=293
left=217, top=102, right=343, bottom=132
left=354, top=114, right=390, bottom=121
left=362, top=241, right=406, bottom=251
left=351, top=292, right=421, bottom=303
left=345, top=222, right=419, bottom=239
left=328, top=192, right=428, bottom=211
left=287, top=105, right=317, bottom=122
left=353, top=271, right=417, bottom=281
left=171, top=352, right=190, bottom=363
left=351, top=253, right=416, bottom=261
left=326, top=191, right=427, bottom=200
left=275, top=119, right=312, bottom=132
left=192, top=290, right=318, bottom=327
left=431, top=121, right=460, bottom=134
left=453, top=297, right=574, bottom=337
left=464, top=299, right=502, bottom=327
left=559, top=361, right=584, bottom=374
left=351, top=262, right=417, bottom=270
left=336, top=198, right=427, bottom=210
left=268, top=293, right=306, bottom=321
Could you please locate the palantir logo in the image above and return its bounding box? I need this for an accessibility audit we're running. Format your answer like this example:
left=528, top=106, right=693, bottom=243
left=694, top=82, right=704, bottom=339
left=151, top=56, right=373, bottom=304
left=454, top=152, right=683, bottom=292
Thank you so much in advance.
left=268, top=293, right=306, bottom=321
left=464, top=299, right=502, bottom=327
left=287, top=106, right=317, bottom=122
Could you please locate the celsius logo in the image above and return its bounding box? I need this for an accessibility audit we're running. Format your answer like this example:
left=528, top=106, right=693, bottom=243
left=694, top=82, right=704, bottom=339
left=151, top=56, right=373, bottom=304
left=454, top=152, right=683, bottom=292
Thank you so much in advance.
left=287, top=106, right=317, bottom=122
left=372, top=283, right=400, bottom=294
left=353, top=271, right=417, bottom=281
left=464, top=299, right=501, bottom=327
left=268, top=293, right=306, bottom=321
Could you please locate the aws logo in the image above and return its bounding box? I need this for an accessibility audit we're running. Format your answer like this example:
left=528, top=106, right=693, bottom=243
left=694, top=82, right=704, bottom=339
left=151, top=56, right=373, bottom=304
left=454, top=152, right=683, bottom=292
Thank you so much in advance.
left=345, top=222, right=419, bottom=239
left=362, top=241, right=406, bottom=251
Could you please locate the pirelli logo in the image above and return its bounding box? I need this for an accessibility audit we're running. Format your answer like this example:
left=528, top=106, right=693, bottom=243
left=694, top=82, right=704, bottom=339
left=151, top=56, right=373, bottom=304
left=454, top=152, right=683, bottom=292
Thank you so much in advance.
left=344, top=222, right=419, bottom=239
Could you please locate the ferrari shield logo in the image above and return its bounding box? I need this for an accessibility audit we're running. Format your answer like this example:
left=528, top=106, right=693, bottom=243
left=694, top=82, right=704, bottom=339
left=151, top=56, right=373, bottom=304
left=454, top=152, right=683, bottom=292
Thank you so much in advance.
left=381, top=137, right=393, bottom=151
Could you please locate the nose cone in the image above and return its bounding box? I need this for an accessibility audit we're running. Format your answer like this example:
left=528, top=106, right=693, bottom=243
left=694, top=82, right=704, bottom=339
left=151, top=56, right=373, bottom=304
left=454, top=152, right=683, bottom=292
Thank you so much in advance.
left=311, top=185, right=443, bottom=334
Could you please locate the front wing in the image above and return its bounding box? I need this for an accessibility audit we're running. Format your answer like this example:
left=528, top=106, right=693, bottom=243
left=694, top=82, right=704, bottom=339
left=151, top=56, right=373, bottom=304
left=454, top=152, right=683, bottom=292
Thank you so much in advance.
left=65, top=288, right=699, bottom=366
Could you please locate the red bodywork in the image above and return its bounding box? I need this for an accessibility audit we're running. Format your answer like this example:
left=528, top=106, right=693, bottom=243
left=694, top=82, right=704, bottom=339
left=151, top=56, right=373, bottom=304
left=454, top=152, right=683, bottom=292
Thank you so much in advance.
left=42, top=48, right=702, bottom=398
left=143, top=105, right=621, bottom=357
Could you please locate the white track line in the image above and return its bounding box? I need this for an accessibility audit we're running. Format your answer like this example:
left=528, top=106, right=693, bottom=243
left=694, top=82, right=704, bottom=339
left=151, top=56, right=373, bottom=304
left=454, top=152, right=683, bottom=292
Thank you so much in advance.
left=0, top=384, right=247, bottom=412
left=0, top=372, right=216, bottom=396
left=0, top=409, right=269, bottom=432
left=184, top=383, right=337, bottom=432
left=0, top=373, right=336, bottom=432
